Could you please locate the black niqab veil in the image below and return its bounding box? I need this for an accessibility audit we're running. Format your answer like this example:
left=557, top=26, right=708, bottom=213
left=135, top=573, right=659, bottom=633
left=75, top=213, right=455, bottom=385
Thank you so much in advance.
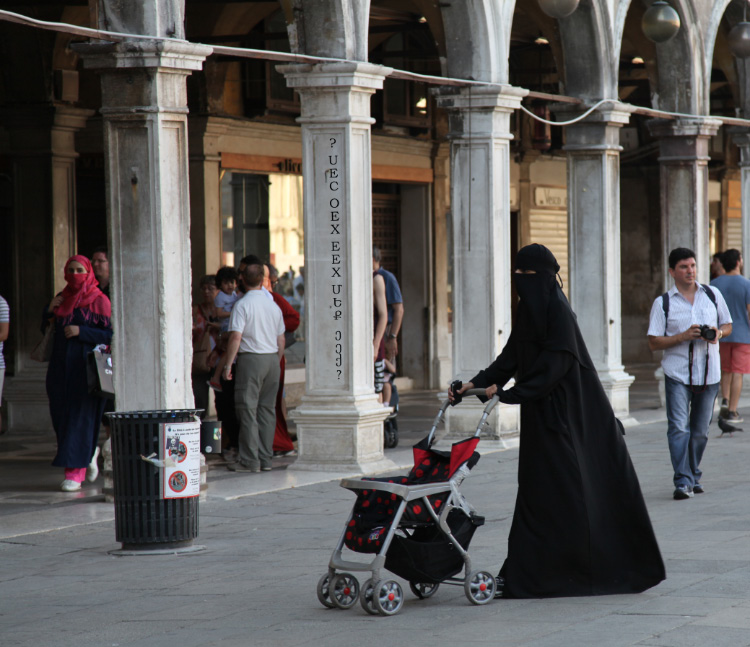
left=514, top=244, right=594, bottom=371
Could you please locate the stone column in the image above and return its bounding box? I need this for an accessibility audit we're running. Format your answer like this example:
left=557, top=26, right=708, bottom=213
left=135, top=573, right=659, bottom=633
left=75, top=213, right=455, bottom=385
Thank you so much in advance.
left=556, top=103, right=634, bottom=420
left=648, top=118, right=722, bottom=287
left=1, top=105, right=92, bottom=431
left=435, top=85, right=527, bottom=440
left=732, top=131, right=750, bottom=278
left=280, top=63, right=393, bottom=473
left=188, top=116, right=223, bottom=298
left=77, top=40, right=211, bottom=411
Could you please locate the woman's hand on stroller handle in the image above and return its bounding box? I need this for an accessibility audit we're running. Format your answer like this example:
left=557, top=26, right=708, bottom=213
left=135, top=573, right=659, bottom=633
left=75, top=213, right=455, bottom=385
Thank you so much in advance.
left=448, top=380, right=472, bottom=406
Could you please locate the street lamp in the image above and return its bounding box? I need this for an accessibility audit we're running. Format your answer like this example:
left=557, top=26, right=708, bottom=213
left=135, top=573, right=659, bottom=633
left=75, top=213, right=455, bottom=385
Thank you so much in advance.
left=537, top=0, right=580, bottom=20
left=642, top=1, right=681, bottom=44
left=728, top=2, right=750, bottom=59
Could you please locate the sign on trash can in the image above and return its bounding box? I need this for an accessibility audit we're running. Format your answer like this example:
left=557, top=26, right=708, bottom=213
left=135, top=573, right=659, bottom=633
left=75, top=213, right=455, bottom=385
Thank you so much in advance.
left=161, top=420, right=201, bottom=499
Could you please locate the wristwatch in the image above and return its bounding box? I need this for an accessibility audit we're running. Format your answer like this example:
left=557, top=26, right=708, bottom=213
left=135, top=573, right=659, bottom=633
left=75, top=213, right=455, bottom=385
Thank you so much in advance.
left=387, top=333, right=397, bottom=339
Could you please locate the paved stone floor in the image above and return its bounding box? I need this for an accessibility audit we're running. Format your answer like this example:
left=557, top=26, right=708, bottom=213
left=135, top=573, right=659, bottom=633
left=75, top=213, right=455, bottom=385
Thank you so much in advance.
left=3, top=366, right=750, bottom=647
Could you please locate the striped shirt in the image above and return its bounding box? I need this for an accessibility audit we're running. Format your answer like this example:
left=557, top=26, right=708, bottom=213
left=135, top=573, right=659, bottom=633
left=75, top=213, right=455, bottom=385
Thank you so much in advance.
left=647, top=284, right=731, bottom=385
left=0, top=295, right=8, bottom=370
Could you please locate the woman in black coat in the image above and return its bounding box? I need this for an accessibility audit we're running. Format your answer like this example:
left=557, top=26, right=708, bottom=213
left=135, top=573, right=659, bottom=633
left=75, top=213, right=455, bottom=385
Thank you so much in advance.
left=451, top=244, right=665, bottom=599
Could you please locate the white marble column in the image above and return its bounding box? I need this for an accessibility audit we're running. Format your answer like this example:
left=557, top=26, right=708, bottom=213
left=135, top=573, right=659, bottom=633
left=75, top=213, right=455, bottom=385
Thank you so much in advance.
left=77, top=40, right=211, bottom=411
left=435, top=85, right=527, bottom=440
left=556, top=103, right=634, bottom=420
left=648, top=118, right=722, bottom=287
left=732, top=131, right=750, bottom=278
left=280, top=63, right=393, bottom=473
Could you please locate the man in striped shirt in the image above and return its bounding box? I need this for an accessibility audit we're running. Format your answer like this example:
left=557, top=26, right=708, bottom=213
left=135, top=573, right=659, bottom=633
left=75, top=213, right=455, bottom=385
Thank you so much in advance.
left=648, top=248, right=732, bottom=501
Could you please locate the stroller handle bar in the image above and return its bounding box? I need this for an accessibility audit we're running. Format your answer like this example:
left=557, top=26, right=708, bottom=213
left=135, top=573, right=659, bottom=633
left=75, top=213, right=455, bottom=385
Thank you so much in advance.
left=427, top=390, right=500, bottom=445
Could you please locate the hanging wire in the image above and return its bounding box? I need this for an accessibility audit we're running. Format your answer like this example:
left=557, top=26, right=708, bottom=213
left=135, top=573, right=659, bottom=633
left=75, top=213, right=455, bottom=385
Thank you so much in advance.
left=0, top=8, right=747, bottom=129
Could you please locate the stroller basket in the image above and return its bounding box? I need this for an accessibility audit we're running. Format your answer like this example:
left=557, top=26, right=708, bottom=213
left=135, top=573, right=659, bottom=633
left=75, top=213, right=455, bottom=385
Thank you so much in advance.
left=386, top=509, right=485, bottom=584
left=343, top=436, right=480, bottom=554
left=317, top=389, right=500, bottom=615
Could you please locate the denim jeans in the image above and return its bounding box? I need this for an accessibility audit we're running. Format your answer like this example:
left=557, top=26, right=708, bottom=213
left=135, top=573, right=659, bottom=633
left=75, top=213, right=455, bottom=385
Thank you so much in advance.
left=664, top=376, right=719, bottom=489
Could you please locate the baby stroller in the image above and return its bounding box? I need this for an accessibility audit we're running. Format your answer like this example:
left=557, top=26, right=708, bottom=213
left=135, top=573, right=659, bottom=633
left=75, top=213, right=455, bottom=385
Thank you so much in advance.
left=316, top=390, right=499, bottom=616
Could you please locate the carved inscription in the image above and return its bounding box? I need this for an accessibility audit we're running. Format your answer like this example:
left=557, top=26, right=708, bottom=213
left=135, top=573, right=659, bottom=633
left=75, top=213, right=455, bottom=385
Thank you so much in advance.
left=327, top=137, right=343, bottom=379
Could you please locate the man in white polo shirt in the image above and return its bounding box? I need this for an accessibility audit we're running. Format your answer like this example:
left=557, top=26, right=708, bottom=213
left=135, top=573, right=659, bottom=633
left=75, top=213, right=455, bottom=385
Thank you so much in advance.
left=222, top=263, right=285, bottom=473
left=648, top=247, right=732, bottom=500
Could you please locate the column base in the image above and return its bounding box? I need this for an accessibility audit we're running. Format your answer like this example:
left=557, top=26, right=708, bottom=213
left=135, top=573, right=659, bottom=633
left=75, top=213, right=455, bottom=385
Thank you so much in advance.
left=289, top=395, right=397, bottom=474
left=3, top=369, right=52, bottom=432
left=599, top=368, right=637, bottom=426
left=440, top=392, right=519, bottom=445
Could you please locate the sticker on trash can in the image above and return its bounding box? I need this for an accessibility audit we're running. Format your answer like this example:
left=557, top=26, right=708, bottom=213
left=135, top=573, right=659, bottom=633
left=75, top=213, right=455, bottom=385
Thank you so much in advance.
left=160, top=421, right=200, bottom=499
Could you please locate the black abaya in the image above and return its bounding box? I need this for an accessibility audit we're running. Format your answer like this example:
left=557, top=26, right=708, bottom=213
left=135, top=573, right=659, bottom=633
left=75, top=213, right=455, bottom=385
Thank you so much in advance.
left=471, top=297, right=665, bottom=599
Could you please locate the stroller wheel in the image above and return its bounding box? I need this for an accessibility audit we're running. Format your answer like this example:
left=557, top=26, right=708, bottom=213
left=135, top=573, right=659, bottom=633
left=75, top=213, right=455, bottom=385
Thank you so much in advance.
left=372, top=579, right=404, bottom=616
left=409, top=581, right=439, bottom=599
left=384, top=420, right=399, bottom=449
left=359, top=578, right=379, bottom=615
left=316, top=573, right=336, bottom=609
left=465, top=570, right=496, bottom=605
left=330, top=572, right=360, bottom=609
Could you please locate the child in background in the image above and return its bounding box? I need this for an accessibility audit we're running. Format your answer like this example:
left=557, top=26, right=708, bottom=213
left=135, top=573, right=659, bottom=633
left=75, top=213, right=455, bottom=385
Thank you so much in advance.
left=213, top=266, right=240, bottom=332
left=208, top=267, right=240, bottom=391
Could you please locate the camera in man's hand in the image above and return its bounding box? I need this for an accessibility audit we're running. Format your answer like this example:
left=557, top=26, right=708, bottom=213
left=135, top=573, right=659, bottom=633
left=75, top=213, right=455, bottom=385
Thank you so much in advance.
left=698, top=324, right=716, bottom=341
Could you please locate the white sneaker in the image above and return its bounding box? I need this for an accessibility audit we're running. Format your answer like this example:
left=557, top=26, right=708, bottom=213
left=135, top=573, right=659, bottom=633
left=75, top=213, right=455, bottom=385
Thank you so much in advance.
left=87, top=446, right=100, bottom=483
left=61, top=479, right=82, bottom=492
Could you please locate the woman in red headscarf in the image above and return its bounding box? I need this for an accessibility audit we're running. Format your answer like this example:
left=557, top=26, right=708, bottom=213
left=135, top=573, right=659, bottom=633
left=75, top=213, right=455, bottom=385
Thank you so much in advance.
left=44, top=255, right=112, bottom=492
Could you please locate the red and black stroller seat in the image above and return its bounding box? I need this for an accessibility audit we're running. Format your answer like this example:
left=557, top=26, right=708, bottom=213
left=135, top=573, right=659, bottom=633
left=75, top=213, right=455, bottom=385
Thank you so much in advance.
left=343, top=436, right=480, bottom=554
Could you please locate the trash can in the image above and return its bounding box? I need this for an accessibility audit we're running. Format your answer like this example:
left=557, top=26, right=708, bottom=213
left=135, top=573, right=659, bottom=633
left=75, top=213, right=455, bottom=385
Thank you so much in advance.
left=200, top=420, right=222, bottom=455
left=107, top=409, right=203, bottom=552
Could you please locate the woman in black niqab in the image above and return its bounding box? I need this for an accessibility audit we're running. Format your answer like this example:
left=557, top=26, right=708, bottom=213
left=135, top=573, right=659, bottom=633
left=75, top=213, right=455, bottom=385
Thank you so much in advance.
left=451, top=244, right=665, bottom=599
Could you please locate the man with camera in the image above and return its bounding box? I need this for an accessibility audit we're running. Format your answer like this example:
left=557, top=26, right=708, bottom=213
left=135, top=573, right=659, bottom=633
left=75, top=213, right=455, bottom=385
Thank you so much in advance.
left=648, top=248, right=732, bottom=500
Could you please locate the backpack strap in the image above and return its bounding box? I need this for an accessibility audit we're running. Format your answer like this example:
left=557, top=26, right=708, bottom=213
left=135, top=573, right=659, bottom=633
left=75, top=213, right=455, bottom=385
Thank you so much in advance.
left=662, top=285, right=719, bottom=336
left=700, top=284, right=717, bottom=310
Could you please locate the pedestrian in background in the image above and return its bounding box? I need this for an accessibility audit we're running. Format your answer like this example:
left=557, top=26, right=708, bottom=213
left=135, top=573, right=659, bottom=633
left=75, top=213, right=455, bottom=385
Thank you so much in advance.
left=711, top=251, right=726, bottom=281
left=710, top=249, right=750, bottom=423
left=223, top=263, right=285, bottom=473
left=44, top=256, right=112, bottom=492
left=648, top=247, right=732, bottom=500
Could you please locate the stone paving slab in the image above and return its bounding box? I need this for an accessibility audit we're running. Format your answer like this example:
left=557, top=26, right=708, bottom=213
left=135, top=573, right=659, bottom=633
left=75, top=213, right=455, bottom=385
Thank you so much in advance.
left=3, top=388, right=750, bottom=646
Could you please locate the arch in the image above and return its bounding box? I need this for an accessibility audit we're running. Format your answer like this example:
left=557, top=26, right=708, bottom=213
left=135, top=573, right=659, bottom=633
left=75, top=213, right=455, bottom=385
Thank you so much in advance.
left=291, top=0, right=370, bottom=60
left=654, top=0, right=705, bottom=113
left=558, top=0, right=616, bottom=100
left=439, top=0, right=513, bottom=83
left=705, top=0, right=749, bottom=116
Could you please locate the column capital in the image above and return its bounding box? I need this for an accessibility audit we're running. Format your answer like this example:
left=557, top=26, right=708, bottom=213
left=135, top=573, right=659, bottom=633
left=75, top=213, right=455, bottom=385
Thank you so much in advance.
left=73, top=40, right=212, bottom=73
left=553, top=100, right=633, bottom=126
left=434, top=84, right=528, bottom=112
left=553, top=101, right=632, bottom=152
left=731, top=128, right=750, bottom=167
left=279, top=62, right=392, bottom=91
left=648, top=118, right=722, bottom=165
left=646, top=117, right=722, bottom=140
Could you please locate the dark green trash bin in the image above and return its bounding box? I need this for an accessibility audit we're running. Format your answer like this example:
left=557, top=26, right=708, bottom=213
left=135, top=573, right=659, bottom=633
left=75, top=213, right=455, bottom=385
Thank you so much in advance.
left=107, top=409, right=202, bottom=551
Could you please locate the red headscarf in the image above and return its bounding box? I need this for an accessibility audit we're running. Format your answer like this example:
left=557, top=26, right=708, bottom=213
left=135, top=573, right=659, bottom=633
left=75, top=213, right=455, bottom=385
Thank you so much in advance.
left=55, top=255, right=111, bottom=324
